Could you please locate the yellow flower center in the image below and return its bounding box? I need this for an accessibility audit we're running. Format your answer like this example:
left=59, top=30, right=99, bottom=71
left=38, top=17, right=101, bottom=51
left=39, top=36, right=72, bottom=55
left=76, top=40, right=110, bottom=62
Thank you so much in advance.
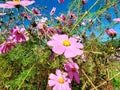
left=58, top=77, right=64, bottom=84
left=13, top=0, right=20, bottom=2
left=72, top=68, right=76, bottom=72
left=62, top=40, right=71, bottom=46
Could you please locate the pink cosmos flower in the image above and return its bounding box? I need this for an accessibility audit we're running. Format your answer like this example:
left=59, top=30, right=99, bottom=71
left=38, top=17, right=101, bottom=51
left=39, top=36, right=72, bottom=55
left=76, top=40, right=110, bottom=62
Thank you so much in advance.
left=50, top=7, right=56, bottom=16
left=40, top=17, right=48, bottom=24
left=8, top=26, right=29, bottom=43
left=0, top=41, right=16, bottom=54
left=21, top=12, right=32, bottom=20
left=105, top=29, right=117, bottom=38
left=0, top=3, right=14, bottom=9
left=56, top=14, right=66, bottom=22
left=58, top=0, right=64, bottom=3
left=6, top=0, right=35, bottom=8
left=48, top=69, right=71, bottom=90
left=82, top=0, right=87, bottom=5
left=37, top=22, right=45, bottom=30
left=68, top=11, right=77, bottom=20
left=47, top=27, right=57, bottom=35
left=64, top=59, right=80, bottom=84
left=113, top=18, right=120, bottom=22
left=47, top=34, right=83, bottom=58
left=32, top=7, right=41, bottom=16
left=81, top=54, right=86, bottom=62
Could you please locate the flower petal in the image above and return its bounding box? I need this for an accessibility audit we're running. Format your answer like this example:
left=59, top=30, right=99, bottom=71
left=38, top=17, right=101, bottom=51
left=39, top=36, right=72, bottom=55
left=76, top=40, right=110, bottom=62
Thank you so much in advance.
left=74, top=72, right=80, bottom=84
left=69, top=37, right=83, bottom=48
left=48, top=80, right=56, bottom=87
left=49, top=73, right=57, bottom=80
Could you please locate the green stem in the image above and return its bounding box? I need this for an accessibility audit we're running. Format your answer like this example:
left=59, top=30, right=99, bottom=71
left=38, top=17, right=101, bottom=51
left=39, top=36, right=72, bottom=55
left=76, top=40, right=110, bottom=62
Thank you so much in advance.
left=70, top=0, right=100, bottom=35
left=17, top=64, right=35, bottom=90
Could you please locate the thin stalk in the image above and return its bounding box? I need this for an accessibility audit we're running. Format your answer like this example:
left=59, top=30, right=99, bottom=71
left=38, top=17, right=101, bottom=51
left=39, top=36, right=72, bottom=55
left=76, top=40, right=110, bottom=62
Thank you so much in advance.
left=70, top=0, right=100, bottom=35
left=82, top=69, right=98, bottom=90
left=17, top=64, right=35, bottom=90
left=91, top=71, right=120, bottom=90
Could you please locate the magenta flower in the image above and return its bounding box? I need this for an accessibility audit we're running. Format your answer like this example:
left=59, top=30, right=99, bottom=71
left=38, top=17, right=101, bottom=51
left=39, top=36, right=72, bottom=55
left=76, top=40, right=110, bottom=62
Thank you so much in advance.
left=6, top=0, right=35, bottom=8
left=8, top=26, right=29, bottom=43
left=32, top=7, right=41, bottom=16
left=105, top=29, right=117, bottom=38
left=50, top=7, right=56, bottom=16
left=0, top=3, right=14, bottom=9
left=64, top=59, right=80, bottom=84
left=47, top=34, right=83, bottom=58
left=0, top=41, right=16, bottom=54
left=58, top=0, right=64, bottom=3
left=113, top=18, right=120, bottom=22
left=48, top=69, right=71, bottom=90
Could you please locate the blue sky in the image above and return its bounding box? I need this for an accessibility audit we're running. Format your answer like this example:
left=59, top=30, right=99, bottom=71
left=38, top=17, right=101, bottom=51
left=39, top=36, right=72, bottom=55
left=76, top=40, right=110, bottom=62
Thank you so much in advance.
left=0, top=0, right=119, bottom=41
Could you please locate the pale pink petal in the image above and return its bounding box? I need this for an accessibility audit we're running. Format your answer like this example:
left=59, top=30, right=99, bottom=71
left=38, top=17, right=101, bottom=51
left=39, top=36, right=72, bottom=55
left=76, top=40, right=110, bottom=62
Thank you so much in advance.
left=64, top=47, right=83, bottom=58
left=70, top=46, right=83, bottom=55
left=74, top=63, right=79, bottom=69
left=69, top=37, right=83, bottom=48
left=53, top=83, right=61, bottom=90
left=56, top=69, right=62, bottom=76
left=52, top=34, right=68, bottom=42
left=113, top=18, right=120, bottom=22
left=47, top=40, right=56, bottom=46
left=20, top=1, right=35, bottom=6
left=49, top=73, right=57, bottom=80
left=64, top=48, right=77, bottom=58
left=62, top=82, right=71, bottom=90
left=48, top=80, right=56, bottom=86
left=52, top=45, right=65, bottom=55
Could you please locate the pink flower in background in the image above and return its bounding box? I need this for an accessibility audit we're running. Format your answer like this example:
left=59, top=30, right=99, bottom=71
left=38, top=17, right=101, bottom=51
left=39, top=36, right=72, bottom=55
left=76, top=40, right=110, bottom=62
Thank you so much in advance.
left=58, top=0, right=64, bottom=3
left=0, top=41, right=16, bottom=54
left=21, top=12, right=32, bottom=20
left=82, top=0, right=87, bottom=5
left=48, top=69, right=71, bottom=90
left=40, top=17, right=48, bottom=23
left=59, top=14, right=66, bottom=22
left=37, top=22, right=45, bottom=30
left=32, top=7, right=41, bottom=16
left=47, top=34, right=83, bottom=58
left=8, top=26, right=29, bottom=43
left=0, top=3, right=14, bottom=9
left=6, top=0, right=35, bottom=8
left=68, top=11, right=77, bottom=20
left=105, top=29, right=117, bottom=38
left=50, top=7, right=56, bottom=16
left=81, top=54, right=86, bottom=62
left=47, top=27, right=57, bottom=35
left=0, top=13, right=6, bottom=16
left=64, top=59, right=80, bottom=84
left=113, top=18, right=120, bottom=22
